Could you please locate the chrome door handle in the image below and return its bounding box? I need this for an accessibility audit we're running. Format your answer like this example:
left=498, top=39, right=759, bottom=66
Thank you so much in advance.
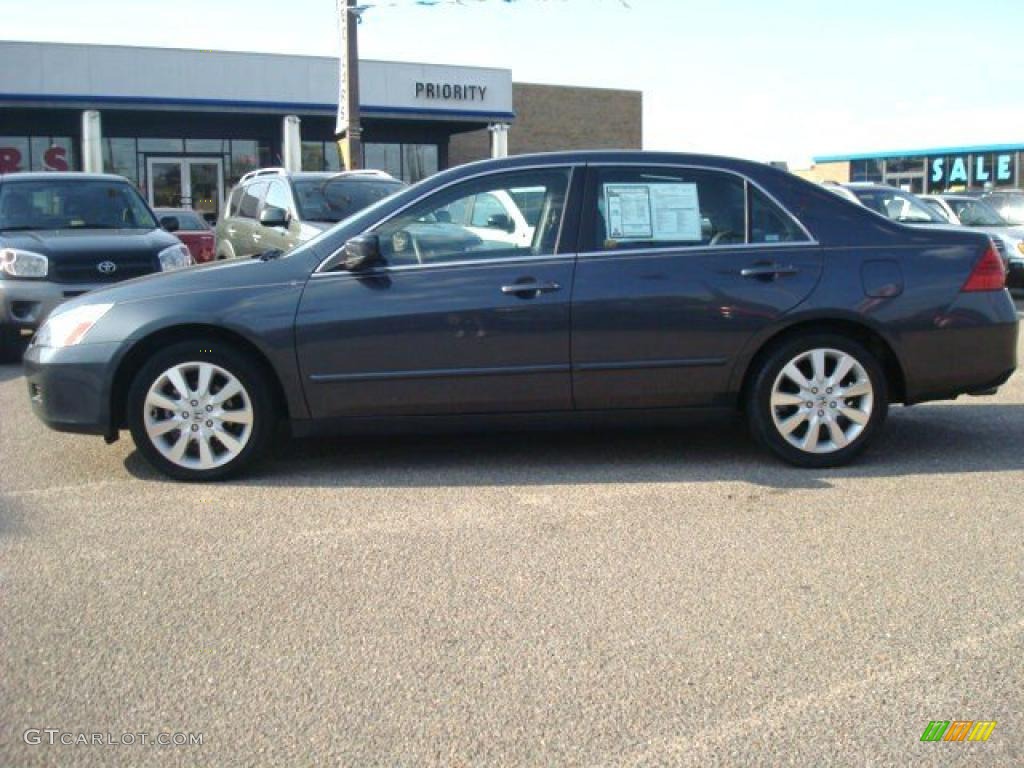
left=252, top=234, right=263, bottom=242
left=501, top=280, right=561, bottom=295
left=740, top=264, right=799, bottom=279
left=226, top=227, right=237, bottom=235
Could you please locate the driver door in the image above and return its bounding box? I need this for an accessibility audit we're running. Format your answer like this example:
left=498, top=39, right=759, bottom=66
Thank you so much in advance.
left=295, top=167, right=579, bottom=419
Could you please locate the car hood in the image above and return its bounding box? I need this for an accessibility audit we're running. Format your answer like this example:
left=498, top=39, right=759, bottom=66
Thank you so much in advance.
left=0, top=228, right=180, bottom=256
left=53, top=253, right=308, bottom=314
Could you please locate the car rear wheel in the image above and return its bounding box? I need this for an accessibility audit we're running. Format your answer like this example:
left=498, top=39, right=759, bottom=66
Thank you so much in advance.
left=747, top=334, right=888, bottom=468
left=127, top=341, right=274, bottom=481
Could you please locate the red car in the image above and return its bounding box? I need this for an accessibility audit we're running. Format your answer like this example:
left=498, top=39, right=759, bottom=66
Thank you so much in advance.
left=154, top=207, right=215, bottom=263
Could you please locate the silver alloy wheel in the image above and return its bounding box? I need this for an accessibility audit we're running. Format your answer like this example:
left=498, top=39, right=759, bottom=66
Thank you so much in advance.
left=769, top=347, right=874, bottom=454
left=143, top=362, right=254, bottom=470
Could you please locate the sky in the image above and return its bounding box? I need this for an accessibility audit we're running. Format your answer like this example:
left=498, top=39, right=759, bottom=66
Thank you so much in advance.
left=2, top=0, right=1022, bottom=165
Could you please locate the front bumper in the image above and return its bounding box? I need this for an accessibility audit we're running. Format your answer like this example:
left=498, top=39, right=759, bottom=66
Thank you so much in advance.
left=1, top=278, right=107, bottom=333
left=23, top=341, right=121, bottom=436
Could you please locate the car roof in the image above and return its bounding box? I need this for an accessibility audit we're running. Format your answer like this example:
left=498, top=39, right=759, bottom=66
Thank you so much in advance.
left=0, top=172, right=129, bottom=183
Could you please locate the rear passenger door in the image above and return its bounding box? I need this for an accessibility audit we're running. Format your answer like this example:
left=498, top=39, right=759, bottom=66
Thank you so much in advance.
left=571, top=164, right=823, bottom=409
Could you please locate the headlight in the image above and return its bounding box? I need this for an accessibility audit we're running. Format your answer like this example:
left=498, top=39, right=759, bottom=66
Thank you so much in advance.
left=158, top=243, right=193, bottom=271
left=0, top=247, right=48, bottom=278
left=35, top=303, right=114, bottom=348
left=1016, top=241, right=1024, bottom=256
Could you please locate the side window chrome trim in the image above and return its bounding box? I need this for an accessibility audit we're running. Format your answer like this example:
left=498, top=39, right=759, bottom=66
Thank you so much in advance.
left=310, top=253, right=577, bottom=280
left=315, top=163, right=583, bottom=273
left=587, top=161, right=817, bottom=246
left=574, top=241, right=820, bottom=261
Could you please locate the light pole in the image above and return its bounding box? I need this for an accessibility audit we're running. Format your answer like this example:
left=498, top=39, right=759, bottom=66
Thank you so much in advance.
left=336, top=0, right=363, bottom=170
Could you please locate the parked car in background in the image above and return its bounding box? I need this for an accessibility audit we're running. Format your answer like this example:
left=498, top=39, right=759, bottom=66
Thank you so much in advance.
left=840, top=183, right=949, bottom=226
left=980, top=189, right=1024, bottom=226
left=919, top=194, right=1024, bottom=287
left=215, top=168, right=403, bottom=260
left=23, top=152, right=1018, bottom=480
left=0, top=173, right=192, bottom=360
left=154, top=207, right=216, bottom=264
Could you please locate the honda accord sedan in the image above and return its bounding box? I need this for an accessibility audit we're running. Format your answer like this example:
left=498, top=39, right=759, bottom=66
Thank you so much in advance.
left=23, top=152, right=1019, bottom=480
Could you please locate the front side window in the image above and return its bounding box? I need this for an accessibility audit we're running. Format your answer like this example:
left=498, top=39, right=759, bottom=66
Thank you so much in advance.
left=238, top=181, right=267, bottom=219
left=372, top=168, right=571, bottom=267
left=262, top=180, right=293, bottom=216
left=0, top=180, right=157, bottom=231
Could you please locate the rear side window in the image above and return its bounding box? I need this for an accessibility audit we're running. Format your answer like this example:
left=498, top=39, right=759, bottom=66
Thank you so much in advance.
left=238, top=182, right=267, bottom=219
left=587, top=167, right=810, bottom=252
left=748, top=186, right=809, bottom=243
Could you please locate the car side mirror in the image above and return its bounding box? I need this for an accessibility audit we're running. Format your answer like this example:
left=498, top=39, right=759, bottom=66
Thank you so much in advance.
left=434, top=209, right=452, bottom=223
left=160, top=215, right=180, bottom=233
left=342, top=234, right=382, bottom=271
left=259, top=205, right=290, bottom=228
left=486, top=213, right=515, bottom=233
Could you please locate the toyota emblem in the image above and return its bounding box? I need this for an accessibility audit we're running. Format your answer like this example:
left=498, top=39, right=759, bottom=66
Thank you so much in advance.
left=97, top=261, right=117, bottom=275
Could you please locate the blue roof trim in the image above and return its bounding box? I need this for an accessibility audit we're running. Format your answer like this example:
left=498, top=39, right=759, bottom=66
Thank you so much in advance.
left=0, top=92, right=516, bottom=121
left=814, top=143, right=1024, bottom=163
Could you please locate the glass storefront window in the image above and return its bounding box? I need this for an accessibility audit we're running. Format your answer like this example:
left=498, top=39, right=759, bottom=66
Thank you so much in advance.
left=325, top=142, right=342, bottom=172
left=137, top=138, right=184, bottom=153
left=850, top=159, right=883, bottom=183
left=403, top=144, right=438, bottom=183
left=364, top=142, right=439, bottom=183
left=0, top=137, right=31, bottom=173
left=365, top=143, right=402, bottom=179
left=301, top=141, right=325, bottom=172
left=185, top=139, right=228, bottom=154
left=228, top=140, right=270, bottom=187
left=1, top=136, right=77, bottom=173
left=884, top=157, right=924, bottom=175
left=103, top=138, right=138, bottom=184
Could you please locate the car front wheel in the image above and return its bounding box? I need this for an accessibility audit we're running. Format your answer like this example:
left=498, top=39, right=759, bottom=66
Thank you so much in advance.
left=747, top=334, right=888, bottom=468
left=127, top=341, right=273, bottom=481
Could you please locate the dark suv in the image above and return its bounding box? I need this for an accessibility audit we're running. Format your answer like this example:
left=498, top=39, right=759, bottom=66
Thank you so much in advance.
left=215, top=168, right=402, bottom=260
left=0, top=173, right=192, bottom=359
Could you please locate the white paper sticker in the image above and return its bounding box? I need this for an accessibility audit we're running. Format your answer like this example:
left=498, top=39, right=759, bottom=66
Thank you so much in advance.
left=603, top=182, right=702, bottom=243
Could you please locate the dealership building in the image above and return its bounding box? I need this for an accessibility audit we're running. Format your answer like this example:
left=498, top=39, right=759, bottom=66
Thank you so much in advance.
left=797, top=144, right=1023, bottom=194
left=0, top=40, right=641, bottom=220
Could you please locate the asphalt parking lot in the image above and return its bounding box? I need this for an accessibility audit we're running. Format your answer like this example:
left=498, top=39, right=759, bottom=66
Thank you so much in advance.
left=2, top=309, right=1022, bottom=766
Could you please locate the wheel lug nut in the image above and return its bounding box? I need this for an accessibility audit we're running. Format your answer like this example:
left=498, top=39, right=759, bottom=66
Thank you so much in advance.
left=191, top=424, right=199, bottom=432
left=805, top=401, right=813, bottom=408
left=182, top=412, right=189, bottom=419
left=191, top=400, right=198, bottom=407
left=811, top=387, right=818, bottom=394
left=818, top=410, right=824, bottom=417
left=830, top=401, right=837, bottom=408
left=205, top=405, right=213, bottom=412
left=206, top=420, right=213, bottom=427
left=826, top=387, right=833, bottom=394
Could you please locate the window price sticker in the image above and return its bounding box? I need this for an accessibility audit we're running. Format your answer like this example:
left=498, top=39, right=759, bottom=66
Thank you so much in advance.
left=603, top=182, right=702, bottom=243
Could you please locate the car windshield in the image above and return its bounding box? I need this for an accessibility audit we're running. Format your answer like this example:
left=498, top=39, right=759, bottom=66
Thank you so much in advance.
left=948, top=198, right=1007, bottom=227
left=155, top=209, right=207, bottom=230
left=849, top=188, right=945, bottom=224
left=0, top=179, right=158, bottom=231
left=293, top=177, right=403, bottom=223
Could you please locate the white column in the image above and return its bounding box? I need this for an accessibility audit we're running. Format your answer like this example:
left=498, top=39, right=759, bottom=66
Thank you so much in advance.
left=489, top=123, right=509, bottom=159
left=81, top=110, right=103, bottom=173
left=282, top=115, right=302, bottom=172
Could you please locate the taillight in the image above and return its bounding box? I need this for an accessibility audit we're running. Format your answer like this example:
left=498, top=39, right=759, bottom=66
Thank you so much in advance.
left=961, top=242, right=1006, bottom=292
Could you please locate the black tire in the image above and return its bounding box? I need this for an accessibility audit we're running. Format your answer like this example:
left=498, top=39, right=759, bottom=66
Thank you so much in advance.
left=746, top=333, right=889, bottom=468
left=126, top=339, right=275, bottom=481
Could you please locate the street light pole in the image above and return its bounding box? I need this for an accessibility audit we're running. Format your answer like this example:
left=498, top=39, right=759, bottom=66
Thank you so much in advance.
left=336, top=0, right=362, bottom=170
